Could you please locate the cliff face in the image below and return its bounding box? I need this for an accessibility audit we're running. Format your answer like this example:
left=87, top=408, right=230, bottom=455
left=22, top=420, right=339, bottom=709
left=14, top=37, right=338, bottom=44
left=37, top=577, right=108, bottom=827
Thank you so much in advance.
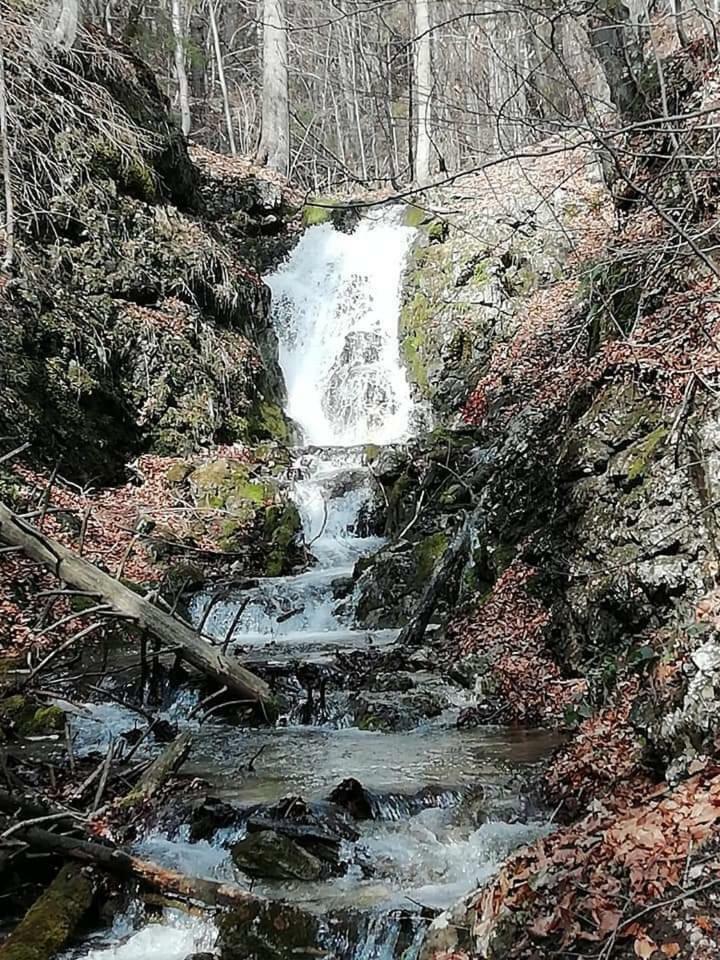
left=0, top=23, right=294, bottom=484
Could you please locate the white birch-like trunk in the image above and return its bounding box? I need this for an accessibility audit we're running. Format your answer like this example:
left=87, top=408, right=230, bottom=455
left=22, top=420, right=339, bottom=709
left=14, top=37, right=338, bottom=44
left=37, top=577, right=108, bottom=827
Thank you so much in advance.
left=209, top=0, right=237, bottom=155
left=171, top=0, right=191, bottom=136
left=414, top=0, right=432, bottom=184
left=257, top=0, right=289, bottom=175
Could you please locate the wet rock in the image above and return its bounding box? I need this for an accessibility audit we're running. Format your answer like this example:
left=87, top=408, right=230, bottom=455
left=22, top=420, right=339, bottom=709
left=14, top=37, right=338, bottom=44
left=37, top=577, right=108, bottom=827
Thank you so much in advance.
left=348, top=688, right=446, bottom=732
left=218, top=900, right=324, bottom=960
left=189, top=797, right=243, bottom=842
left=230, top=830, right=325, bottom=881
left=365, top=671, right=416, bottom=693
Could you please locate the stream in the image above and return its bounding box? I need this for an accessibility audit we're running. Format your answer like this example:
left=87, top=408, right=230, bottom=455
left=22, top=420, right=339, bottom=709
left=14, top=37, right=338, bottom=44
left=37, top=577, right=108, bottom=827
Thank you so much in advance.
left=63, top=210, right=557, bottom=960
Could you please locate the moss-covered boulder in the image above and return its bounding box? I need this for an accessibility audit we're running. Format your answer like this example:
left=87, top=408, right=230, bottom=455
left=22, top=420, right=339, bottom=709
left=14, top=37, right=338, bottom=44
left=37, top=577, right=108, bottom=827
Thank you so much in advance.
left=0, top=696, right=66, bottom=738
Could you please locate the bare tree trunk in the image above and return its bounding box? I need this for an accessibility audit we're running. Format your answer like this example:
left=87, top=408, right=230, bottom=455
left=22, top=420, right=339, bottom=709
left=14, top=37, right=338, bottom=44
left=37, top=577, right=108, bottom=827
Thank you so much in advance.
left=586, top=0, right=642, bottom=117
left=414, top=0, right=432, bottom=184
left=208, top=0, right=237, bottom=154
left=256, top=0, right=289, bottom=175
left=0, top=47, right=14, bottom=272
left=53, top=0, right=80, bottom=49
left=171, top=0, right=191, bottom=136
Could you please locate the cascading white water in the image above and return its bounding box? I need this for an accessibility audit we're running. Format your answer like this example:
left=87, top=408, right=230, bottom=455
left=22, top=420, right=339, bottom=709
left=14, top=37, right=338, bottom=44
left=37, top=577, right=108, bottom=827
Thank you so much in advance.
left=267, top=208, right=415, bottom=447
left=64, top=207, right=555, bottom=960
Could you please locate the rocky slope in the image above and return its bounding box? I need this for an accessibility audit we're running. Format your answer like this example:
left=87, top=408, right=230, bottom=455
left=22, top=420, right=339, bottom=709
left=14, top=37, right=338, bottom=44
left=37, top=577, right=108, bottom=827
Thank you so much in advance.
left=0, top=22, right=295, bottom=485
left=353, top=38, right=720, bottom=960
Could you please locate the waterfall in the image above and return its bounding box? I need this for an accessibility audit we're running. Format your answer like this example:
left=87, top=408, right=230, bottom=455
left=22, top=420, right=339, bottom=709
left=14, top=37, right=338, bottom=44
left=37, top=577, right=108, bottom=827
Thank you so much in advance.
left=266, top=207, right=415, bottom=447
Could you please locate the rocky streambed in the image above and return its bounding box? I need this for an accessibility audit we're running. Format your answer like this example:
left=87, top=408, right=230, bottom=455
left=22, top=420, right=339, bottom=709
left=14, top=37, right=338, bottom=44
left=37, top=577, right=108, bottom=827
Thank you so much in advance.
left=57, top=446, right=558, bottom=960
left=44, top=210, right=564, bottom=960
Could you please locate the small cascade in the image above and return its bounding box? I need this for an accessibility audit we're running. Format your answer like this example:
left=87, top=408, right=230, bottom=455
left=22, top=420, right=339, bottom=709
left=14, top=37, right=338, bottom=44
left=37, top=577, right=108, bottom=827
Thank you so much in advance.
left=65, top=209, right=555, bottom=960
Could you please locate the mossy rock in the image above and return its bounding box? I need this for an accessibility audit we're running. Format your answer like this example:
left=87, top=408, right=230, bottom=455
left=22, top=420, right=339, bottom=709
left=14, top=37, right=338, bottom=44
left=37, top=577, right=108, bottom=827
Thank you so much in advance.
left=413, top=531, right=449, bottom=585
left=165, top=460, right=193, bottom=485
left=263, top=502, right=303, bottom=577
left=623, top=426, right=670, bottom=483
left=302, top=201, right=334, bottom=227
left=404, top=203, right=431, bottom=228
left=426, top=219, right=449, bottom=243
left=245, top=400, right=291, bottom=444
left=0, top=696, right=66, bottom=737
left=189, top=459, right=276, bottom=514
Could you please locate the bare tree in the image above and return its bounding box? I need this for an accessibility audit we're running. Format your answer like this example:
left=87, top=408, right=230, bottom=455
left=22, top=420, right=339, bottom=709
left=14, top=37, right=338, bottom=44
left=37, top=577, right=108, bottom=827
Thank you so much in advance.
left=0, top=46, right=14, bottom=271
left=257, top=0, right=289, bottom=175
left=208, top=0, right=237, bottom=154
left=413, top=0, right=432, bottom=184
left=171, top=0, right=192, bottom=135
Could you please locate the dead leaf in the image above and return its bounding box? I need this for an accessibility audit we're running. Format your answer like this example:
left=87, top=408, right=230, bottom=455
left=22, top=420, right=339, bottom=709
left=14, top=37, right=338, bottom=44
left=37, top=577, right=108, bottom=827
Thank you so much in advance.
left=634, top=934, right=658, bottom=959
left=660, top=944, right=680, bottom=958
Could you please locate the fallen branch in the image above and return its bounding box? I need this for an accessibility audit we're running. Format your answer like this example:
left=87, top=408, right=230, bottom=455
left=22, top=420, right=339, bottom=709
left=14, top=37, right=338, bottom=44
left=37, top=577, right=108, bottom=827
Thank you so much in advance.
left=0, top=501, right=276, bottom=713
left=17, top=825, right=261, bottom=909
left=115, top=730, right=192, bottom=810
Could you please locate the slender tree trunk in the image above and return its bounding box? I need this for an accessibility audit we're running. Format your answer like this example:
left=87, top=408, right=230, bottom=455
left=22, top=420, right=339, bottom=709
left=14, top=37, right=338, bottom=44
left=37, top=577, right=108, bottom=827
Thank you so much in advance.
left=413, top=0, right=432, bottom=184
left=0, top=48, right=14, bottom=273
left=53, top=0, right=80, bottom=49
left=171, top=0, right=191, bottom=136
left=256, top=0, right=289, bottom=175
left=208, top=0, right=237, bottom=154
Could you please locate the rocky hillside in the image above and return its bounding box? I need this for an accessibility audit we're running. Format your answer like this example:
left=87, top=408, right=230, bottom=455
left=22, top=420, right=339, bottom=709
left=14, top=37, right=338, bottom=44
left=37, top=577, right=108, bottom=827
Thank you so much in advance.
left=0, top=21, right=296, bottom=485
left=355, top=39, right=720, bottom=960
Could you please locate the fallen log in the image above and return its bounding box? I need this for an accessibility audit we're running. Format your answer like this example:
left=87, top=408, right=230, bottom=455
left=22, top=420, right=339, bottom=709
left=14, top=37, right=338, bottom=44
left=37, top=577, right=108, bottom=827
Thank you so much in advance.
left=0, top=502, right=276, bottom=714
left=397, top=513, right=473, bottom=648
left=18, top=826, right=261, bottom=909
left=116, top=730, right=192, bottom=810
left=0, top=863, right=96, bottom=960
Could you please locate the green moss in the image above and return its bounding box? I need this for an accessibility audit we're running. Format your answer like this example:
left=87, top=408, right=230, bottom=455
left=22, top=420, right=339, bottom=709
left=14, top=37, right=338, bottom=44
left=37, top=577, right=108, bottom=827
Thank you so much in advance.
left=190, top=459, right=275, bottom=513
left=400, top=292, right=432, bottom=396
left=414, top=532, right=449, bottom=584
left=0, top=696, right=66, bottom=736
left=0, top=864, right=95, bottom=960
left=626, top=427, right=669, bottom=482
left=165, top=461, right=193, bottom=485
left=364, top=444, right=380, bottom=463
left=473, top=259, right=490, bottom=285
left=302, top=199, right=334, bottom=227
left=246, top=400, right=291, bottom=444
left=264, top=502, right=302, bottom=577
left=404, top=204, right=430, bottom=228
left=426, top=219, right=449, bottom=243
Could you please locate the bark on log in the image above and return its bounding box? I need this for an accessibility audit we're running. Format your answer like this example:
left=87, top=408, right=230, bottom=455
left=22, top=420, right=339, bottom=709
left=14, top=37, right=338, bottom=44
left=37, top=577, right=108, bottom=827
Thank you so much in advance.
left=18, top=826, right=261, bottom=910
left=397, top=513, right=472, bottom=648
left=0, top=502, right=276, bottom=713
left=116, top=731, right=192, bottom=809
left=0, top=864, right=95, bottom=960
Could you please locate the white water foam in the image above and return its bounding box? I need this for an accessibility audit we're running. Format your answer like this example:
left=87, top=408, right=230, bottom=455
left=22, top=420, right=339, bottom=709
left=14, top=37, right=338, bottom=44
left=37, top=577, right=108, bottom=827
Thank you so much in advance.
left=267, top=209, right=416, bottom=447
left=59, top=906, right=216, bottom=960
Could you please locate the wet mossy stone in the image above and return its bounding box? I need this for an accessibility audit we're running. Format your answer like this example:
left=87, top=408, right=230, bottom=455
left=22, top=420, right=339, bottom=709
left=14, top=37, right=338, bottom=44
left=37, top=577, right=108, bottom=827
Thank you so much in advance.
left=218, top=900, right=324, bottom=960
left=264, top=502, right=303, bottom=577
left=414, top=532, right=449, bottom=585
left=0, top=696, right=66, bottom=738
left=189, top=459, right=275, bottom=514
left=230, top=830, right=324, bottom=881
left=245, top=400, right=291, bottom=444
